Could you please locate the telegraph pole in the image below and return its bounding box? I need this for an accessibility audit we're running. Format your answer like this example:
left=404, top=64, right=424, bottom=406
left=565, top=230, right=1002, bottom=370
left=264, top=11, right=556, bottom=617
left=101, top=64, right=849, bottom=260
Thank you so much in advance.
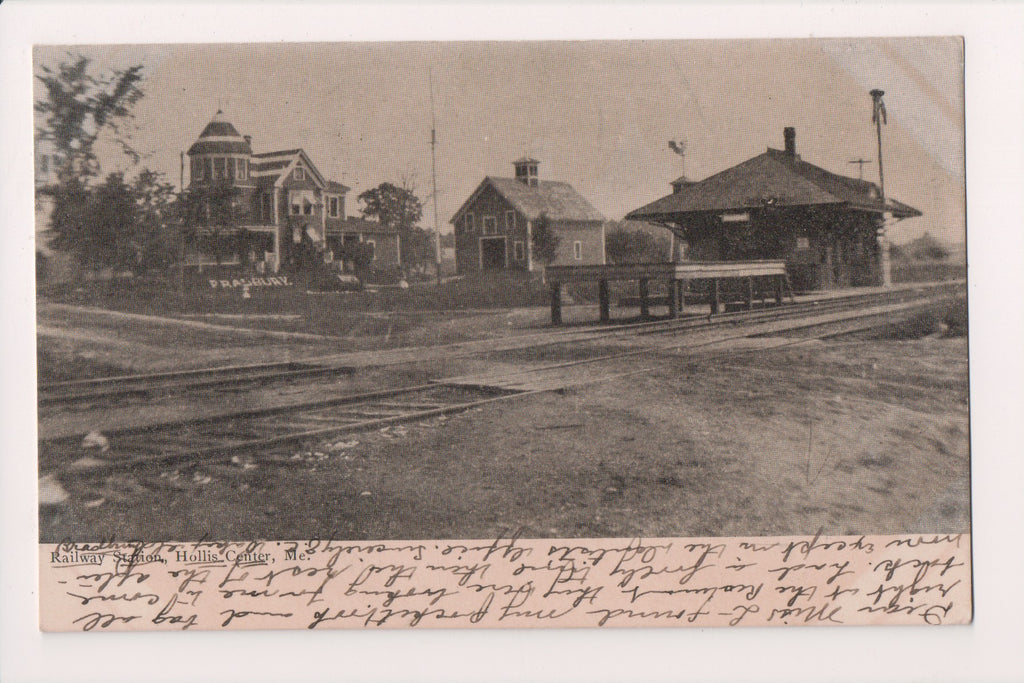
left=870, top=88, right=891, bottom=287
left=429, top=69, right=442, bottom=287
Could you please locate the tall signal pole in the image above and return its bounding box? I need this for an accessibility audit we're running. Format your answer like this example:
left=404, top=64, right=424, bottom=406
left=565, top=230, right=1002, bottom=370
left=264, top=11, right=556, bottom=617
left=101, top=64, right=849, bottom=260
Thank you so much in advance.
left=429, top=69, right=442, bottom=287
left=870, top=88, right=891, bottom=287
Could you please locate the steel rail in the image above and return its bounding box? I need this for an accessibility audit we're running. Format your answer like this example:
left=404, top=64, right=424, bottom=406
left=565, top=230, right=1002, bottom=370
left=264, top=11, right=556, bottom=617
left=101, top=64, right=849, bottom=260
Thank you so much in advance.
left=39, top=281, right=962, bottom=407
left=41, top=285, right=962, bottom=477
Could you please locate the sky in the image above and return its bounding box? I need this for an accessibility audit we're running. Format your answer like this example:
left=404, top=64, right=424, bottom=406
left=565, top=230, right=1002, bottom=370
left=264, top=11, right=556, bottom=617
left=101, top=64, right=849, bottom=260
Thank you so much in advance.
left=34, top=38, right=965, bottom=245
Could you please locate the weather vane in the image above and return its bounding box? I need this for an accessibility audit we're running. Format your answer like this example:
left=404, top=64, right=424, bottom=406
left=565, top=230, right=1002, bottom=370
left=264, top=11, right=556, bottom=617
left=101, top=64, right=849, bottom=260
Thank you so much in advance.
left=668, top=138, right=688, bottom=180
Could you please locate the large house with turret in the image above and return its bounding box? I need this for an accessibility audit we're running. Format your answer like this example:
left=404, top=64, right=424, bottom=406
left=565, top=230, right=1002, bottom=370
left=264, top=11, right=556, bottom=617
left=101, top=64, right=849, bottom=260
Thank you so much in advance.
left=184, top=110, right=400, bottom=275
left=450, top=158, right=606, bottom=274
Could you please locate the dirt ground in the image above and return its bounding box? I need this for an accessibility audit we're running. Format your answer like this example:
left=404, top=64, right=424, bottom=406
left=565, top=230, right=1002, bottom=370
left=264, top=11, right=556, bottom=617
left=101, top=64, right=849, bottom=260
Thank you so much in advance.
left=39, top=329, right=970, bottom=542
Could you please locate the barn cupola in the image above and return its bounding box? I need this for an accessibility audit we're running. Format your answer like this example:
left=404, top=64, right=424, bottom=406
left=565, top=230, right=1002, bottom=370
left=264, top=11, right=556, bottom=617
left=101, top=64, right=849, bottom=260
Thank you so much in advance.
left=187, top=109, right=253, bottom=187
left=513, top=157, right=540, bottom=187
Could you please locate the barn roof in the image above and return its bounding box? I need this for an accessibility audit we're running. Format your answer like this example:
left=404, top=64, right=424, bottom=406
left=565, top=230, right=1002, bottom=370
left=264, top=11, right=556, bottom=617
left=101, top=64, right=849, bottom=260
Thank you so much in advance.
left=451, top=177, right=605, bottom=225
left=627, top=148, right=921, bottom=221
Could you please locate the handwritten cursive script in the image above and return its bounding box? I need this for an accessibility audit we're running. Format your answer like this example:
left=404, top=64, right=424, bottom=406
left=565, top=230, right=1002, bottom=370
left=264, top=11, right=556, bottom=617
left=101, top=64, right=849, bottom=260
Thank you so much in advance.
left=39, top=531, right=972, bottom=632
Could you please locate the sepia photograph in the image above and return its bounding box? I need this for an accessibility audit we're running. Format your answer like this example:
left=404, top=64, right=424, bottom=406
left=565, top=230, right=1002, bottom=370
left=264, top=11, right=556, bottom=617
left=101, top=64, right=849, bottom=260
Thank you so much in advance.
left=35, top=38, right=967, bottom=544
left=6, top=0, right=1024, bottom=677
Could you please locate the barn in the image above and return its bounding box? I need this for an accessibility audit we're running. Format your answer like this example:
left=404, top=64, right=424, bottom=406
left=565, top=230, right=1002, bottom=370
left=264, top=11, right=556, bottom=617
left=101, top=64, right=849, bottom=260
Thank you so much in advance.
left=450, top=158, right=606, bottom=274
left=626, top=128, right=921, bottom=290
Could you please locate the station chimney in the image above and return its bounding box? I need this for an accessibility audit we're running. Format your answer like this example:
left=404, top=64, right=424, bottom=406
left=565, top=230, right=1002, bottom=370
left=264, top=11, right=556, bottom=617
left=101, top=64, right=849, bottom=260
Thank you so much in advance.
left=784, top=127, right=796, bottom=156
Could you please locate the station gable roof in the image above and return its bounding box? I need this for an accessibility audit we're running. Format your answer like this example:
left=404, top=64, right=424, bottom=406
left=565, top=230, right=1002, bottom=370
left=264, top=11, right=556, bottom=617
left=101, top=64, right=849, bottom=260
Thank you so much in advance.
left=627, top=148, right=921, bottom=221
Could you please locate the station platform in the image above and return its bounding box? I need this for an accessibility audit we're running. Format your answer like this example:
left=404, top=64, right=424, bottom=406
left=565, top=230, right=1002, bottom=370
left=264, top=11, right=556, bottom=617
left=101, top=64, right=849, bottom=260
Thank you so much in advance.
left=543, top=260, right=793, bottom=324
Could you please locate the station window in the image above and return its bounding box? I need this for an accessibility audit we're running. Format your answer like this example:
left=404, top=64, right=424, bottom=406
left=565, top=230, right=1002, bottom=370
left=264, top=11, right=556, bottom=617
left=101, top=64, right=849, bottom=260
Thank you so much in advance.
left=238, top=159, right=247, bottom=180
left=214, top=157, right=226, bottom=179
left=329, top=197, right=339, bottom=218
left=514, top=240, right=525, bottom=260
left=482, top=216, right=497, bottom=235
left=796, top=236, right=810, bottom=250
left=40, top=155, right=49, bottom=174
left=192, top=159, right=203, bottom=181
left=573, top=241, right=582, bottom=260
left=204, top=158, right=213, bottom=181
left=227, top=158, right=235, bottom=180
left=466, top=212, right=475, bottom=233
left=365, top=239, right=376, bottom=261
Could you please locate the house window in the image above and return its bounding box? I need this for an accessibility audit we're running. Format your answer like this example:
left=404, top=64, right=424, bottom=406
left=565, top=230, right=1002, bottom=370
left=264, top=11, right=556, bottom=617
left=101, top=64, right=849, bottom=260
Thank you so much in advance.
left=573, top=241, right=583, bottom=260
left=238, top=159, right=247, bottom=180
left=192, top=158, right=202, bottom=181
left=291, top=200, right=301, bottom=215
left=365, top=239, right=376, bottom=261
left=204, top=158, right=213, bottom=181
left=482, top=216, right=497, bottom=235
left=329, top=197, right=339, bottom=218
left=294, top=167, right=305, bottom=181
left=466, top=212, right=475, bottom=233
left=227, top=158, right=235, bottom=180
left=324, top=250, right=334, bottom=264
left=303, top=201, right=312, bottom=215
left=506, top=211, right=515, bottom=232
left=40, top=155, right=49, bottom=174
left=514, top=240, right=525, bottom=261
left=261, top=193, right=272, bottom=221
left=796, top=236, right=810, bottom=250
left=214, top=157, right=226, bottom=179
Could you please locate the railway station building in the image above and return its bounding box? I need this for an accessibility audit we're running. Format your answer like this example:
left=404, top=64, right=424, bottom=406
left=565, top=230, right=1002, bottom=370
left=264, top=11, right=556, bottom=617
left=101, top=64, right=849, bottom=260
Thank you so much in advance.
left=626, top=128, right=921, bottom=290
left=184, top=110, right=400, bottom=276
left=450, top=158, right=606, bottom=274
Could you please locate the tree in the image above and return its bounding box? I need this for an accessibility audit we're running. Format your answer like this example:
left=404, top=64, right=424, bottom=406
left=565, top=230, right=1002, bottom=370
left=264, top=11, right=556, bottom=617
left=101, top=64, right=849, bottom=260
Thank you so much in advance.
left=531, top=213, right=559, bottom=266
left=184, top=179, right=243, bottom=267
left=35, top=54, right=144, bottom=183
left=35, top=54, right=145, bottom=278
left=358, top=182, right=426, bottom=270
left=605, top=225, right=671, bottom=264
left=132, top=169, right=183, bottom=274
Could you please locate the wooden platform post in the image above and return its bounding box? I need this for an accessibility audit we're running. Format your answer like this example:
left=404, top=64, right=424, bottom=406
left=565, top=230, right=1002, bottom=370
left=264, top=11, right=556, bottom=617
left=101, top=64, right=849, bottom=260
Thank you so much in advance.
left=667, top=278, right=678, bottom=318
left=676, top=279, right=686, bottom=314
left=746, top=276, right=754, bottom=310
left=598, top=279, right=610, bottom=323
left=550, top=283, right=562, bottom=325
left=775, top=274, right=784, bottom=305
left=711, top=278, right=721, bottom=315
left=638, top=278, right=650, bottom=318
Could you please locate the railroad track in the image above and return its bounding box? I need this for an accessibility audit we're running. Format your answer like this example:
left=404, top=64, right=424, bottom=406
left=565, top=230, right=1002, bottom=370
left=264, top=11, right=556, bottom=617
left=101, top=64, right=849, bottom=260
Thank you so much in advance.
left=39, top=280, right=963, bottom=409
left=37, top=361, right=354, bottom=406
left=39, top=281, right=963, bottom=478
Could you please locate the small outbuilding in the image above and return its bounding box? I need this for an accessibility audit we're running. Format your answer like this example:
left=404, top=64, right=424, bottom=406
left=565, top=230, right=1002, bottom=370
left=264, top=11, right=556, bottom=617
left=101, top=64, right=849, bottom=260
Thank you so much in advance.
left=450, top=158, right=606, bottom=273
left=626, top=128, right=921, bottom=290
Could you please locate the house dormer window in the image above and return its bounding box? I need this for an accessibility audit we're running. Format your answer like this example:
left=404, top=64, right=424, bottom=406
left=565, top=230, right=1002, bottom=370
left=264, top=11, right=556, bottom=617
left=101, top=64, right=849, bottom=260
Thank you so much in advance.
left=329, top=197, right=339, bottom=217
left=294, top=167, right=305, bottom=181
